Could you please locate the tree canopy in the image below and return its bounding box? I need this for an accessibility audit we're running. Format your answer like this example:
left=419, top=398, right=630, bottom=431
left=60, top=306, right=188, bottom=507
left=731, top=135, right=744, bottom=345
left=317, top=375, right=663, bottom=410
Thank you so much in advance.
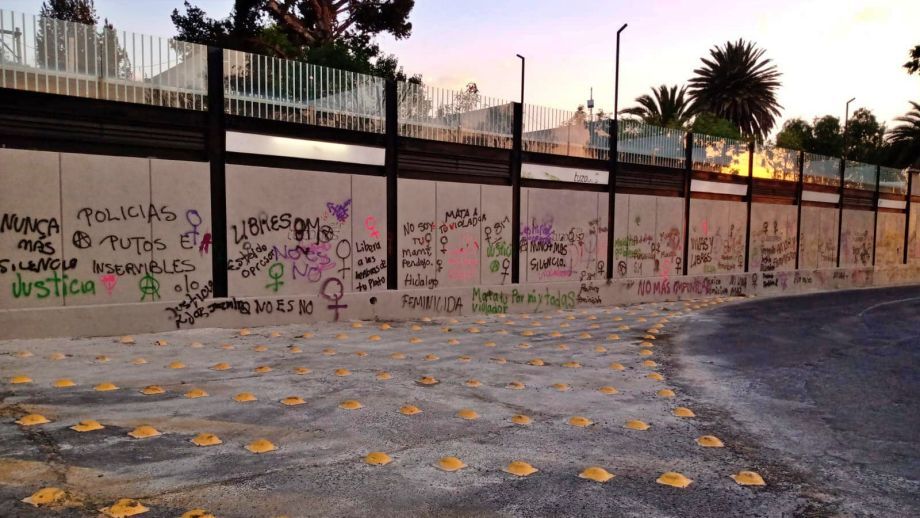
left=620, top=84, right=694, bottom=129
left=905, top=45, right=920, bottom=76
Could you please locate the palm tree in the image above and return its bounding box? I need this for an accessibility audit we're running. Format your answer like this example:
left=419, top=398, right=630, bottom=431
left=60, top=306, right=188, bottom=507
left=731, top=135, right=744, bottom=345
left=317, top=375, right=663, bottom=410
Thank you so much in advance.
left=887, top=101, right=920, bottom=167
left=688, top=39, right=782, bottom=140
left=620, top=84, right=693, bottom=129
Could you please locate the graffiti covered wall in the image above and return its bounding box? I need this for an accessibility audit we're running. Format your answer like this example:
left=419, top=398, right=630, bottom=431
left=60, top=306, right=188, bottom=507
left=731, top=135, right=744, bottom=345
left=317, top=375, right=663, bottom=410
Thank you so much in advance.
left=798, top=205, right=838, bottom=269
left=909, top=203, right=920, bottom=262
left=875, top=212, right=905, bottom=266
left=687, top=199, right=746, bottom=275
left=749, top=203, right=797, bottom=272
left=840, top=209, right=875, bottom=267
left=612, top=194, right=683, bottom=279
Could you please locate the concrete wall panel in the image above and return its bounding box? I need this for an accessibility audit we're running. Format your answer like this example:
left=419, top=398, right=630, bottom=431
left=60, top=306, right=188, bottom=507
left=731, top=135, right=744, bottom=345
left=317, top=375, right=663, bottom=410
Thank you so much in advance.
left=351, top=175, right=387, bottom=292
left=480, top=185, right=513, bottom=286
left=398, top=178, right=437, bottom=290
left=798, top=205, right=838, bottom=269
left=749, top=203, right=797, bottom=272
left=613, top=194, right=683, bottom=279
left=909, top=203, right=920, bottom=263
left=687, top=198, right=746, bottom=275
left=840, top=209, right=874, bottom=267
left=0, top=149, right=63, bottom=309
left=875, top=212, right=905, bottom=266
left=434, top=182, right=483, bottom=288
left=522, top=188, right=603, bottom=283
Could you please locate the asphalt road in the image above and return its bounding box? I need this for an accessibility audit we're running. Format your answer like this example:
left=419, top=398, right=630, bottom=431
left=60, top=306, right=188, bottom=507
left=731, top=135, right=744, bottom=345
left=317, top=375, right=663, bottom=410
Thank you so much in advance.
left=672, top=285, right=920, bottom=516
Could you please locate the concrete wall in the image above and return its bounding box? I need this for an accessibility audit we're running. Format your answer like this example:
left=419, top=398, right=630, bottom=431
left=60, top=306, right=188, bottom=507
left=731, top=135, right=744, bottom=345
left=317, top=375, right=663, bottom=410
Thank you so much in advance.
left=875, top=212, right=905, bottom=266
left=687, top=199, right=747, bottom=275
left=521, top=188, right=608, bottom=283
left=840, top=209, right=875, bottom=267
left=799, top=205, right=839, bottom=269
left=749, top=203, right=798, bottom=272
left=612, top=193, right=683, bottom=279
left=909, top=203, right=920, bottom=262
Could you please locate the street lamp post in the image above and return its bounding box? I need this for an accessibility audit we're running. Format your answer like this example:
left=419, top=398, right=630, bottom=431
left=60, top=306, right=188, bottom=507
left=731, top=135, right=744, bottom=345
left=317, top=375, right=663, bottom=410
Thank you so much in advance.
left=607, top=23, right=627, bottom=280
left=836, top=97, right=855, bottom=268
left=843, top=97, right=855, bottom=161
left=614, top=24, right=628, bottom=125
left=515, top=54, right=525, bottom=105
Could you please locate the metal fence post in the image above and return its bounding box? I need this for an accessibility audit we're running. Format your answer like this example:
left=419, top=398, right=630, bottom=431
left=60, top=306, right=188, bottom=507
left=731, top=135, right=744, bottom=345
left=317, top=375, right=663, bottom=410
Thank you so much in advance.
left=606, top=118, right=618, bottom=279
left=206, top=46, right=228, bottom=298
left=511, top=101, right=523, bottom=284
left=743, top=140, right=755, bottom=272
left=872, top=164, right=881, bottom=266
left=385, top=79, right=398, bottom=289
left=794, top=150, right=805, bottom=270
left=836, top=156, right=846, bottom=267
left=682, top=132, right=693, bottom=276
left=905, top=171, right=914, bottom=265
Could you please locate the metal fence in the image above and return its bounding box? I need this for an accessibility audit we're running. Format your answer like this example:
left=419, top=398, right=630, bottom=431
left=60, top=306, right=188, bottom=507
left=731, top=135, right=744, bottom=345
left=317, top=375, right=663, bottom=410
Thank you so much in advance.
left=844, top=160, right=877, bottom=190
left=617, top=119, right=685, bottom=168
left=0, top=9, right=207, bottom=109
left=878, top=166, right=908, bottom=194
left=397, top=82, right=513, bottom=147
left=803, top=153, right=841, bottom=187
left=522, top=105, right=609, bottom=159
left=691, top=133, right=745, bottom=175
left=753, top=144, right=799, bottom=181
left=224, top=49, right=385, bottom=132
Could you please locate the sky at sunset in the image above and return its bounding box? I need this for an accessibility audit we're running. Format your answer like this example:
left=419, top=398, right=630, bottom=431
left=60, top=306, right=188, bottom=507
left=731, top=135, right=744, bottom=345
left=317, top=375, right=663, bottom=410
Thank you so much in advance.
left=5, top=0, right=919, bottom=134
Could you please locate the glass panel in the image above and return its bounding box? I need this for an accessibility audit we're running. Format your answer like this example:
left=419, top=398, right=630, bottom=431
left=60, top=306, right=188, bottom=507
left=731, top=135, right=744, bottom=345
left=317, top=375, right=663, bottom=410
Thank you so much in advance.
left=617, top=119, right=684, bottom=168
left=397, top=82, right=513, bottom=146
left=803, top=153, right=841, bottom=187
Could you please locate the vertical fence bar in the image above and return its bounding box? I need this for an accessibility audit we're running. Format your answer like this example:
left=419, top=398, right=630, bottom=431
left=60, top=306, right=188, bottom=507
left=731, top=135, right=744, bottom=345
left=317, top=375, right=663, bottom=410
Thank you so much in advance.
left=385, top=79, right=398, bottom=289
left=905, top=171, right=914, bottom=265
left=872, top=164, right=881, bottom=266
left=794, top=150, right=805, bottom=270
left=744, top=140, right=755, bottom=273
left=606, top=117, right=618, bottom=280
left=206, top=47, right=228, bottom=298
left=682, top=132, right=693, bottom=275
left=511, top=101, right=523, bottom=284
left=836, top=155, right=846, bottom=267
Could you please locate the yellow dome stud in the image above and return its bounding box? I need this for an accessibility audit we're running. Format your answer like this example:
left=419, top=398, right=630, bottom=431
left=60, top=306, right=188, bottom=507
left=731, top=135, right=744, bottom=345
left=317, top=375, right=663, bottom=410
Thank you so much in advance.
left=507, top=381, right=525, bottom=390
left=656, top=471, right=693, bottom=488
left=322, top=348, right=336, bottom=356
left=423, top=353, right=439, bottom=361
left=491, top=357, right=507, bottom=364
left=552, top=383, right=571, bottom=392
left=365, top=451, right=392, bottom=465
left=281, top=396, right=306, bottom=406
left=696, top=435, right=724, bottom=448
left=254, top=365, right=273, bottom=373
left=642, top=360, right=658, bottom=368
left=456, top=408, right=479, bottom=420
left=672, top=407, right=696, bottom=418
left=465, top=379, right=482, bottom=388
left=503, top=461, right=538, bottom=477
left=647, top=373, right=664, bottom=381
left=410, top=337, right=423, bottom=344
left=730, top=470, right=766, bottom=486
left=379, top=323, right=391, bottom=330
left=70, top=419, right=104, bottom=432
left=639, top=349, right=653, bottom=357
left=447, top=339, right=460, bottom=345
left=390, top=352, right=406, bottom=360
left=511, top=414, right=532, bottom=425
left=467, top=327, right=480, bottom=333
left=399, top=405, right=422, bottom=415
left=253, top=345, right=268, bottom=352
left=293, top=367, right=311, bottom=375
left=369, top=335, right=381, bottom=341
left=351, top=322, right=363, bottom=329
left=181, top=509, right=216, bottom=518
left=609, top=362, right=625, bottom=371
left=521, top=330, right=535, bottom=337
left=155, top=339, right=169, bottom=346
left=239, top=328, right=251, bottom=336
left=53, top=378, right=76, bottom=388
left=234, top=392, right=257, bottom=403
left=354, top=351, right=368, bottom=357
left=16, top=414, right=50, bottom=426
left=185, top=388, right=209, bottom=399
left=339, top=400, right=363, bottom=410
left=334, top=368, right=351, bottom=377
left=578, top=466, right=615, bottom=483
left=11, top=375, right=32, bottom=384
left=457, top=355, right=472, bottom=362
left=21, top=487, right=66, bottom=507
left=484, top=340, right=496, bottom=347
left=210, top=362, right=231, bottom=371
left=128, top=426, right=161, bottom=439
left=528, top=358, right=546, bottom=366
left=335, top=333, right=348, bottom=340
left=95, top=355, right=110, bottom=363
left=594, top=345, right=608, bottom=353
left=436, top=456, right=467, bottom=472
left=417, top=376, right=439, bottom=385
left=568, top=416, right=593, bottom=427
left=657, top=389, right=676, bottom=398
left=190, top=341, right=204, bottom=348
left=120, top=335, right=136, bottom=344
left=578, top=332, right=592, bottom=339
left=549, top=331, right=562, bottom=338
left=140, top=385, right=165, bottom=395
left=99, top=498, right=149, bottom=517
left=288, top=345, right=302, bottom=352
left=640, top=341, right=654, bottom=348
left=245, top=438, right=277, bottom=454
left=191, top=433, right=222, bottom=447
left=168, top=361, right=186, bottom=369
left=95, top=382, right=119, bottom=392
left=302, top=332, right=314, bottom=338
left=562, top=361, right=581, bottom=368
left=624, top=420, right=650, bottom=431
left=598, top=386, right=619, bottom=395
left=410, top=324, right=422, bottom=331
left=607, top=334, right=620, bottom=341
left=220, top=344, right=234, bottom=350
left=132, top=357, right=148, bottom=365
left=517, top=343, right=532, bottom=349
left=376, top=371, right=392, bottom=381
left=48, top=352, right=66, bottom=360
left=557, top=344, right=570, bottom=350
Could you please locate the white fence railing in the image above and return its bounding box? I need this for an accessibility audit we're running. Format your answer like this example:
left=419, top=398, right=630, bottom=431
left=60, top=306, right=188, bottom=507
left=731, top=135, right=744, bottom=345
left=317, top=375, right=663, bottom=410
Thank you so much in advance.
left=398, top=82, right=513, bottom=148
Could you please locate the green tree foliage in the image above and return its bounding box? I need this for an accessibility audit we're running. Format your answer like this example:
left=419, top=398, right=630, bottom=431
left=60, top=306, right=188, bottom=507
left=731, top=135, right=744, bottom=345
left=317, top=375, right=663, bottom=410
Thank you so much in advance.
left=690, top=112, right=742, bottom=140
left=810, top=115, right=843, bottom=157
left=905, top=45, right=920, bottom=76
left=688, top=39, right=782, bottom=140
left=171, top=0, right=419, bottom=81
left=620, top=84, right=693, bottom=129
left=845, top=108, right=885, bottom=163
left=887, top=101, right=920, bottom=167
left=775, top=118, right=812, bottom=150
left=36, top=0, right=130, bottom=78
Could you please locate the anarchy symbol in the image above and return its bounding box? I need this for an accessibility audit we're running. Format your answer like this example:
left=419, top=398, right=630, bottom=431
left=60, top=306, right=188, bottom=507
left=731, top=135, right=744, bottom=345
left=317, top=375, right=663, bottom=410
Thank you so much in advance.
left=139, top=274, right=161, bottom=302
left=72, top=230, right=92, bottom=249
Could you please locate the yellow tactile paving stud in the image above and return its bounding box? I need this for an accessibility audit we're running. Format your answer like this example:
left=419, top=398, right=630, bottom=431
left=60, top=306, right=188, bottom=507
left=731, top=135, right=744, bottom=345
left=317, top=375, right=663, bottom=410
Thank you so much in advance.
left=53, top=378, right=76, bottom=388
left=598, top=386, right=619, bottom=395
left=239, top=328, right=252, bottom=336
left=100, top=498, right=149, bottom=517
left=594, top=345, right=608, bottom=353
left=609, top=362, right=625, bottom=371
left=140, top=385, right=166, bottom=396
left=647, top=373, right=664, bottom=381
left=376, top=371, right=393, bottom=381
left=642, top=360, right=658, bottom=368
left=672, top=407, right=696, bottom=418
left=457, top=355, right=472, bottom=362
left=302, top=332, right=314, bottom=338
left=456, top=408, right=479, bottom=420
left=281, top=396, right=306, bottom=406
left=120, top=335, right=136, bottom=345
left=483, top=340, right=497, bottom=347
left=556, top=344, right=569, bottom=351
left=95, top=355, right=111, bottom=363
left=354, top=351, right=368, bottom=358
left=399, top=405, right=422, bottom=415
left=253, top=345, right=269, bottom=352
left=190, top=341, right=204, bottom=348
left=568, top=416, right=593, bottom=427
left=730, top=470, right=766, bottom=486
left=578, top=466, right=615, bottom=483
left=95, top=382, right=119, bottom=392
left=447, top=339, right=460, bottom=345
left=155, top=339, right=169, bottom=347
left=339, top=400, right=363, bottom=410
left=410, top=337, right=423, bottom=344
left=181, top=509, right=216, bottom=518
left=521, top=330, right=535, bottom=337
left=369, top=335, right=381, bottom=341
left=335, top=333, right=348, bottom=340
left=254, top=365, right=273, bottom=374
left=390, top=352, right=406, bottom=360
left=639, top=349, right=654, bottom=357
left=549, top=331, right=562, bottom=338
left=365, top=451, right=392, bottom=466
left=657, top=389, right=676, bottom=398
left=625, top=419, right=650, bottom=431
left=293, top=367, right=312, bottom=375
left=644, top=334, right=657, bottom=340
left=561, top=361, right=582, bottom=368
left=436, top=456, right=467, bottom=472
left=696, top=435, right=725, bottom=448
left=16, top=414, right=50, bottom=426
left=503, top=461, right=538, bottom=477
left=528, top=358, right=546, bottom=366
left=491, top=357, right=507, bottom=364
left=322, top=348, right=337, bottom=356
left=578, top=332, right=592, bottom=339
left=417, top=376, right=439, bottom=385
left=48, top=352, right=66, bottom=360
left=507, top=381, right=526, bottom=390
left=423, top=353, right=439, bottom=361
left=10, top=375, right=32, bottom=384
left=220, top=344, right=234, bottom=350
left=379, top=323, right=392, bottom=330
left=128, top=426, right=161, bottom=439
left=246, top=438, right=277, bottom=454
left=351, top=322, right=363, bottom=329
left=132, top=357, right=148, bottom=365
left=191, top=433, right=222, bottom=447
left=657, top=471, right=693, bottom=488
left=21, top=487, right=67, bottom=507
left=168, top=361, right=186, bottom=369
left=288, top=345, right=303, bottom=352
left=211, top=362, right=231, bottom=371
left=465, top=379, right=482, bottom=388
left=640, top=341, right=654, bottom=348
left=552, top=383, right=571, bottom=392
left=411, top=324, right=423, bottom=331
left=234, top=392, right=257, bottom=402
left=185, top=388, right=209, bottom=399
left=70, top=419, right=104, bottom=432
left=511, top=414, right=533, bottom=425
